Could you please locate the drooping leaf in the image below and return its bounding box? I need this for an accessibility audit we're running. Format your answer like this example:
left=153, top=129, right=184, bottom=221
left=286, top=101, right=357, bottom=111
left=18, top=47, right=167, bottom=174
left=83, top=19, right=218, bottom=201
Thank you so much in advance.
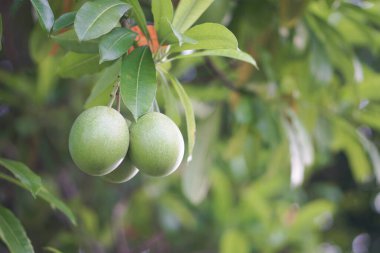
left=172, top=0, right=214, bottom=33
left=123, top=0, right=149, bottom=39
left=170, top=49, right=257, bottom=67
left=30, top=0, right=54, bottom=32
left=74, top=0, right=131, bottom=41
left=37, top=188, right=77, bottom=225
left=52, top=11, right=76, bottom=33
left=0, top=158, right=76, bottom=225
left=168, top=74, right=196, bottom=160
left=58, top=53, right=104, bottom=78
left=152, top=0, right=173, bottom=36
left=169, top=23, right=238, bottom=52
left=158, top=72, right=181, bottom=125
left=51, top=30, right=99, bottom=54
left=182, top=109, right=220, bottom=205
left=0, top=205, right=34, bottom=253
left=99, top=28, right=137, bottom=63
left=0, top=158, right=42, bottom=197
left=120, top=47, right=157, bottom=120
left=85, top=61, right=121, bottom=108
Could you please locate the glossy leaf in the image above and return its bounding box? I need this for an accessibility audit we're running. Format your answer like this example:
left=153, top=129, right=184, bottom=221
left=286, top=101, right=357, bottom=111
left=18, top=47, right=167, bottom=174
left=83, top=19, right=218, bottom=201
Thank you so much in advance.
left=51, top=30, right=99, bottom=54
left=152, top=0, right=173, bottom=35
left=74, top=0, right=131, bottom=41
left=99, top=28, right=137, bottom=63
left=120, top=47, right=157, bottom=120
left=58, top=53, right=103, bottom=78
left=170, top=49, right=257, bottom=67
left=172, top=0, right=214, bottom=33
left=169, top=23, right=238, bottom=52
left=0, top=158, right=42, bottom=197
left=124, top=0, right=149, bottom=39
left=168, top=74, right=196, bottom=160
left=85, top=61, right=121, bottom=108
left=0, top=205, right=34, bottom=253
left=52, top=12, right=76, bottom=33
left=169, top=22, right=197, bottom=46
left=30, top=0, right=54, bottom=32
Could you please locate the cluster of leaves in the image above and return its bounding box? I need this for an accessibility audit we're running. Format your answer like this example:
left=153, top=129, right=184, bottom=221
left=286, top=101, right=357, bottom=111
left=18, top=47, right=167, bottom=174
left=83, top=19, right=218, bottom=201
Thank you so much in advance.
left=1, top=0, right=380, bottom=252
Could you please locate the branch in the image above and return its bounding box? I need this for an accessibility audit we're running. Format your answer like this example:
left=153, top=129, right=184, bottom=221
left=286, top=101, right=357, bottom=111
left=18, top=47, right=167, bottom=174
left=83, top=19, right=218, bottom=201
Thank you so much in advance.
left=204, top=57, right=256, bottom=96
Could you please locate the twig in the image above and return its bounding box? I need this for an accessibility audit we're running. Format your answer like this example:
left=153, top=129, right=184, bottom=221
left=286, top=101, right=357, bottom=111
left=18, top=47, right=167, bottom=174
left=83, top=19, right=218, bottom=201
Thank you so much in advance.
left=204, top=57, right=256, bottom=96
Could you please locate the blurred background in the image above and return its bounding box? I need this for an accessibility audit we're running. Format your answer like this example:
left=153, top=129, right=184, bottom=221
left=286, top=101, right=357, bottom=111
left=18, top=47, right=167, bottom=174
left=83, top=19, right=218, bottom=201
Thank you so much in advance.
left=1, top=0, right=380, bottom=252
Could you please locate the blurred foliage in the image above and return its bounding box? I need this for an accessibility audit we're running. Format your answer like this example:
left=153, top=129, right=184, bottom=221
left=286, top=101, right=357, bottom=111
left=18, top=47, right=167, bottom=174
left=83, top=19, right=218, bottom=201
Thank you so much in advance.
left=1, top=0, right=380, bottom=252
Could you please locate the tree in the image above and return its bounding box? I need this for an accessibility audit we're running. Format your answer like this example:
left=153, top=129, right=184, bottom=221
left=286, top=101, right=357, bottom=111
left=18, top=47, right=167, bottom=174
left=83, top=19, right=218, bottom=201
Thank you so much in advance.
left=0, top=0, right=380, bottom=252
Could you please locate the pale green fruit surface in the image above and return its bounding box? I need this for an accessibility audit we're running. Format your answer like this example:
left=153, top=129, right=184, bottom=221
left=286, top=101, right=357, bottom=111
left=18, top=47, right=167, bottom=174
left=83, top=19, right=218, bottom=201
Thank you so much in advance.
left=129, top=112, right=184, bottom=177
left=69, top=106, right=129, bottom=176
left=102, top=158, right=139, bottom=183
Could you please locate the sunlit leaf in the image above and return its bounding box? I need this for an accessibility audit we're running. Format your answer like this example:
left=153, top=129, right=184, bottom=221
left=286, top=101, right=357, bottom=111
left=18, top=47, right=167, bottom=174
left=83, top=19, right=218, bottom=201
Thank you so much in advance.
left=169, top=23, right=238, bottom=52
left=30, top=0, right=54, bottom=32
left=0, top=205, right=34, bottom=253
left=74, top=0, right=131, bottom=41
left=172, top=0, right=214, bottom=33
left=152, top=0, right=173, bottom=39
left=120, top=47, right=157, bottom=120
left=220, top=229, right=249, bottom=253
left=170, top=49, right=257, bottom=67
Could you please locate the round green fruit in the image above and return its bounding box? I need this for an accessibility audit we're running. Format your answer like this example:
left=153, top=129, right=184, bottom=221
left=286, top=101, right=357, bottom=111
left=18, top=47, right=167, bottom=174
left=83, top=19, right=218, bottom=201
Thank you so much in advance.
left=129, top=112, right=184, bottom=177
left=69, top=106, right=129, bottom=176
left=102, top=158, right=139, bottom=183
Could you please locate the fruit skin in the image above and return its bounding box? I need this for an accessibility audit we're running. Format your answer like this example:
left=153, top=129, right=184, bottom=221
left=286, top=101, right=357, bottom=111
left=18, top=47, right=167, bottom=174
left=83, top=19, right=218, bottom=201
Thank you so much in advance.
left=102, top=158, right=139, bottom=183
left=129, top=112, right=184, bottom=177
left=69, top=106, right=129, bottom=176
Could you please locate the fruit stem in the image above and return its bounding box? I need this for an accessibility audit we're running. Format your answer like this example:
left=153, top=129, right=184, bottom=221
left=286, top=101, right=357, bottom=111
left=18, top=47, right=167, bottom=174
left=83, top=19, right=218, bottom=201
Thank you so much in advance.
left=108, top=82, right=120, bottom=108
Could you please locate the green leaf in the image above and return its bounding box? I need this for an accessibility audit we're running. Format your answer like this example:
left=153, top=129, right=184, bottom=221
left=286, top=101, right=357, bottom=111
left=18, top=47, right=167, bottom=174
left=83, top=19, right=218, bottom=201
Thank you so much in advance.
left=331, top=118, right=372, bottom=182
left=120, top=47, right=157, bottom=120
left=0, top=158, right=76, bottom=225
left=37, top=188, right=77, bottom=225
left=169, top=23, right=238, bottom=52
left=74, top=0, right=131, bottom=41
left=58, top=53, right=104, bottom=78
left=30, top=0, right=54, bottom=32
left=152, top=0, right=173, bottom=35
left=170, top=49, right=257, bottom=67
left=220, top=229, right=249, bottom=253
left=99, top=28, right=137, bottom=63
left=51, top=30, right=99, bottom=54
left=357, top=132, right=380, bottom=183
left=172, top=0, right=214, bottom=33
left=168, top=74, right=196, bottom=160
left=123, top=0, right=149, bottom=39
left=0, top=14, right=2, bottom=51
left=0, top=205, right=34, bottom=253
left=158, top=72, right=181, bottom=125
left=0, top=158, right=42, bottom=197
left=44, top=247, right=63, bottom=253
left=85, top=61, right=121, bottom=108
left=169, top=21, right=198, bottom=46
left=52, top=11, right=76, bottom=33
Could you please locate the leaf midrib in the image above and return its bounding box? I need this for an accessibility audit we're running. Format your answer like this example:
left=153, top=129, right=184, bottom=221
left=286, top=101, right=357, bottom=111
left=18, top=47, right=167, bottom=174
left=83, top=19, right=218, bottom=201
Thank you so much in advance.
left=81, top=2, right=126, bottom=40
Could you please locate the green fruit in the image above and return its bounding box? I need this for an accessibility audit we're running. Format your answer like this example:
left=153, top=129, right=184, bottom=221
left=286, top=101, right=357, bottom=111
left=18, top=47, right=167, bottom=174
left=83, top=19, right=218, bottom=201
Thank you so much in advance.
left=102, top=158, right=139, bottom=183
left=129, top=112, right=184, bottom=177
left=69, top=106, right=129, bottom=176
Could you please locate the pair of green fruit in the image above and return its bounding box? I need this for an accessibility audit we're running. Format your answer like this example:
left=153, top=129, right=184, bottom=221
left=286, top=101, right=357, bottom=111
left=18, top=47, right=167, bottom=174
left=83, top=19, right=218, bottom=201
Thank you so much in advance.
left=68, top=106, right=184, bottom=183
